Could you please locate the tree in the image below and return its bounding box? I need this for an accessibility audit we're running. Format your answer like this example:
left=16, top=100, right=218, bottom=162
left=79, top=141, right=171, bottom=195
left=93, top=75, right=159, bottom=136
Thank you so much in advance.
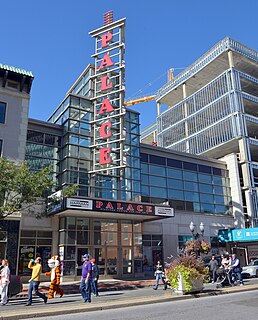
left=0, top=157, right=77, bottom=219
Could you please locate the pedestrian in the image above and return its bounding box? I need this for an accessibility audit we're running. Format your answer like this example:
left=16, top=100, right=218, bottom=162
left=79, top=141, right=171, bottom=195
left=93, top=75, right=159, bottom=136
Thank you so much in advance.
left=79, top=254, right=92, bottom=303
left=26, top=257, right=47, bottom=306
left=230, top=253, right=244, bottom=286
left=208, top=255, right=219, bottom=283
left=153, top=260, right=167, bottom=290
left=90, top=258, right=99, bottom=296
left=221, top=254, right=230, bottom=270
left=0, top=259, right=10, bottom=306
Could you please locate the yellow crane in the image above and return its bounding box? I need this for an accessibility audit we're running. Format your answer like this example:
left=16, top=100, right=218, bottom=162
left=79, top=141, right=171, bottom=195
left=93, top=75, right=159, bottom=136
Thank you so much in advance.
left=124, top=95, right=156, bottom=107
left=124, top=68, right=175, bottom=107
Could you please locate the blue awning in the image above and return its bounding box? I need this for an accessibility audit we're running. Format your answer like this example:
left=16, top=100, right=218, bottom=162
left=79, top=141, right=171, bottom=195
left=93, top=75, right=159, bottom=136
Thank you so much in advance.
left=218, top=227, right=258, bottom=242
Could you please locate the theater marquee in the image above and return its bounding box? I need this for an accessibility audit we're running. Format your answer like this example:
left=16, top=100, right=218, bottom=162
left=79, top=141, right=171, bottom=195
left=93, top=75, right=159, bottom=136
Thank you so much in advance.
left=89, top=17, right=126, bottom=174
left=66, top=198, right=174, bottom=217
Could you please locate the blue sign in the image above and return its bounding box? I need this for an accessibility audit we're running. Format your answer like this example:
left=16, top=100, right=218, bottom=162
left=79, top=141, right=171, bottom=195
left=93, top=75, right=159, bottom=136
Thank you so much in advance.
left=218, top=229, right=233, bottom=242
left=232, top=227, right=258, bottom=242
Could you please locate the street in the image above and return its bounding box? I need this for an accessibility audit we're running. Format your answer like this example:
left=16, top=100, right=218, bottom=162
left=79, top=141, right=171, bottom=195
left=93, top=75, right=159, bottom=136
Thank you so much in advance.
left=22, top=290, right=258, bottom=320
left=0, top=277, right=257, bottom=319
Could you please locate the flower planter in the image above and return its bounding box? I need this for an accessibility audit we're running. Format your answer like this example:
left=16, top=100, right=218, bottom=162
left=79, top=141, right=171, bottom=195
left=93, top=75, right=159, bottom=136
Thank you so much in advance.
left=174, top=272, right=204, bottom=295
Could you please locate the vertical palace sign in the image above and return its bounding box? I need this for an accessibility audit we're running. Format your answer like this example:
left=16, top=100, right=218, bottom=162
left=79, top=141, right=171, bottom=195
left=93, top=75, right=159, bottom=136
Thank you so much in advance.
left=89, top=17, right=126, bottom=174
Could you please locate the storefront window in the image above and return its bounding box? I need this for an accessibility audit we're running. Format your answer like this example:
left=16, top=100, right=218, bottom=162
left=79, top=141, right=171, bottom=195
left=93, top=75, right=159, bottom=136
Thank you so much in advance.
left=58, top=218, right=143, bottom=278
left=67, top=231, right=76, bottom=245
left=65, top=246, right=76, bottom=260
left=123, top=248, right=132, bottom=274
left=19, top=230, right=52, bottom=275
left=77, top=231, right=89, bottom=245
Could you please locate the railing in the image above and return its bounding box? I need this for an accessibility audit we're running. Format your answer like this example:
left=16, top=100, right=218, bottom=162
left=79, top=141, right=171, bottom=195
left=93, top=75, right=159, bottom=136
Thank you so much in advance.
left=140, top=122, right=157, bottom=138
left=157, top=37, right=258, bottom=101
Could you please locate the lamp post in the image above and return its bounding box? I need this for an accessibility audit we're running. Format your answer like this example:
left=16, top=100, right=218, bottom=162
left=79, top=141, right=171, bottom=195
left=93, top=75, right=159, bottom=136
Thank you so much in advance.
left=189, top=222, right=205, bottom=257
left=189, top=221, right=205, bottom=240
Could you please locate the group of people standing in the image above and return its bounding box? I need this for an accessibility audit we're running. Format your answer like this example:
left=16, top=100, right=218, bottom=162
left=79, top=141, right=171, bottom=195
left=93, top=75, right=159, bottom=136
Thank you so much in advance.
left=79, top=254, right=99, bottom=303
left=208, top=253, right=244, bottom=285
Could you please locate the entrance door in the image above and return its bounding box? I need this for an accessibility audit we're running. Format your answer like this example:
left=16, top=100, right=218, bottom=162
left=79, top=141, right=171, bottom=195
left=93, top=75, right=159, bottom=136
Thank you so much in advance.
left=76, top=247, right=89, bottom=276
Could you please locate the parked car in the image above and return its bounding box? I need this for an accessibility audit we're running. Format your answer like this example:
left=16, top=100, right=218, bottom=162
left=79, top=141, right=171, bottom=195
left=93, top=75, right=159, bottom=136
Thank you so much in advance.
left=8, top=275, right=23, bottom=297
left=241, top=259, right=258, bottom=278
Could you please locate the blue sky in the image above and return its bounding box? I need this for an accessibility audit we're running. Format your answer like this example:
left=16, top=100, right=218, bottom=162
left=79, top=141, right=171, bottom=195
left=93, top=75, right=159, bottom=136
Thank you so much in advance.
left=2, top=0, right=258, bottom=129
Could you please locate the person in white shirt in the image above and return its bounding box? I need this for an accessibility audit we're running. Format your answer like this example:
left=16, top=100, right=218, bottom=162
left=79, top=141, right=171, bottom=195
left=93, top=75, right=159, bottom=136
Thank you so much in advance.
left=0, top=259, right=10, bottom=306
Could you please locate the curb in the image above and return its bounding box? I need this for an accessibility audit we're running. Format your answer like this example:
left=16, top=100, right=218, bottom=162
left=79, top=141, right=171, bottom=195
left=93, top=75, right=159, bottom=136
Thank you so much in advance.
left=12, top=282, right=155, bottom=300
left=2, top=285, right=258, bottom=320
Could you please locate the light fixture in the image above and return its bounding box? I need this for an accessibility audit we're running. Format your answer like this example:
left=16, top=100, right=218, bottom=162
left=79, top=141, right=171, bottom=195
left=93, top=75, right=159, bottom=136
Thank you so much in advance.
left=189, top=221, right=195, bottom=233
left=200, top=222, right=204, bottom=234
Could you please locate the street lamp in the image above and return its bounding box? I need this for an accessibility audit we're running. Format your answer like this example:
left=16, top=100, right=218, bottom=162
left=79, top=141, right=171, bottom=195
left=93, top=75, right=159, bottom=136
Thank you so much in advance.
left=189, top=221, right=205, bottom=240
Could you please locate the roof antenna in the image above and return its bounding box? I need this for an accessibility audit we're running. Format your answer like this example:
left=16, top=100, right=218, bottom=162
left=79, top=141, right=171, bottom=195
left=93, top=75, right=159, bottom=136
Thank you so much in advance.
left=103, top=11, right=113, bottom=25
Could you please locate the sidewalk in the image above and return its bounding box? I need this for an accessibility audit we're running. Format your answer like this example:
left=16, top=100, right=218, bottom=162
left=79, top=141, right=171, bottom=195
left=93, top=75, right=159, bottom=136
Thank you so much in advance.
left=15, top=279, right=156, bottom=297
left=1, top=280, right=258, bottom=320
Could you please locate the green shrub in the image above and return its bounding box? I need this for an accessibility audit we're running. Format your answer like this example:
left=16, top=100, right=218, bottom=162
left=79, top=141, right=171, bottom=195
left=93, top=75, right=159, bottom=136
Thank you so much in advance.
left=166, top=255, right=209, bottom=292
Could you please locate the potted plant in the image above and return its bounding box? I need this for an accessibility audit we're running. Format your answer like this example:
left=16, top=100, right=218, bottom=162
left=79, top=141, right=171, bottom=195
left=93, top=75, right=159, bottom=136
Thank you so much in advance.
left=185, top=239, right=211, bottom=256
left=165, top=255, right=209, bottom=294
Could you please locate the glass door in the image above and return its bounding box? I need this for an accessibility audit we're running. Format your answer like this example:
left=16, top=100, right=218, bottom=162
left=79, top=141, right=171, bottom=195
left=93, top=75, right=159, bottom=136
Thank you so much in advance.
left=76, top=247, right=89, bottom=276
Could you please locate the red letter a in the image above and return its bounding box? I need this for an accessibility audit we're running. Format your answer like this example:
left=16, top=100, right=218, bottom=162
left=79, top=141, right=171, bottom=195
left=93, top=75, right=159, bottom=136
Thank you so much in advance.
left=99, top=54, right=114, bottom=70
left=98, top=98, right=114, bottom=115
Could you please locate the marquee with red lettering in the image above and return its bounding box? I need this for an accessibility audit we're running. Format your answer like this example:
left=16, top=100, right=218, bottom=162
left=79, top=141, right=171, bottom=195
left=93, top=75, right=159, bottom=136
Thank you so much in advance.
left=89, top=18, right=126, bottom=174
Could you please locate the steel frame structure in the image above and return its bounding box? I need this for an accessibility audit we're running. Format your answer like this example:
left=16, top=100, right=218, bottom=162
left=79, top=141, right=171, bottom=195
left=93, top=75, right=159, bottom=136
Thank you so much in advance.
left=156, top=37, right=258, bottom=227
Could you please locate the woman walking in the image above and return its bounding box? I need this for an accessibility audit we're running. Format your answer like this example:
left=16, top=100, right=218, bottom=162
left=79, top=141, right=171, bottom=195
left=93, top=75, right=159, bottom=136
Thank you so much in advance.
left=0, top=259, right=10, bottom=306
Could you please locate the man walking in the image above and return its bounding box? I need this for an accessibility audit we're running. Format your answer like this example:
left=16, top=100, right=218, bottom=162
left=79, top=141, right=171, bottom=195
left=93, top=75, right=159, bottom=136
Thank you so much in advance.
left=26, top=257, right=47, bottom=306
left=153, top=260, right=167, bottom=290
left=230, top=253, right=244, bottom=286
left=79, top=254, right=92, bottom=303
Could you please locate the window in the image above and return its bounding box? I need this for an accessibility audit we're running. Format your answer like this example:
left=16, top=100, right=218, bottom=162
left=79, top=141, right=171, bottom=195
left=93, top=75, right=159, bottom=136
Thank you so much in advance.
left=0, top=102, right=6, bottom=123
left=183, top=162, right=197, bottom=171
left=140, top=153, right=148, bottom=163
left=149, top=155, right=166, bottom=165
left=167, top=159, right=182, bottom=168
left=198, top=165, right=212, bottom=174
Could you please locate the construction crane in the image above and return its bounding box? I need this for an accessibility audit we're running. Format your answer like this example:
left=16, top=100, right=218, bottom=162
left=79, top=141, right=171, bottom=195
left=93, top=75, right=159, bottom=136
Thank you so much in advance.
left=124, top=95, right=156, bottom=106
left=124, top=68, right=176, bottom=107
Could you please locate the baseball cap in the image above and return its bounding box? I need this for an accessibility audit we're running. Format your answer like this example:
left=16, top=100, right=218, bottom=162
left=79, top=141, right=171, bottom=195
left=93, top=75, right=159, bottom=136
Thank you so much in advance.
left=90, top=258, right=95, bottom=263
left=83, top=254, right=89, bottom=259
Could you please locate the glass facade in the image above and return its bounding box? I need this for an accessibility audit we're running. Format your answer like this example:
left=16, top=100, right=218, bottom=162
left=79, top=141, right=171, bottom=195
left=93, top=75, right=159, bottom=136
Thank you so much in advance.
left=25, top=129, right=61, bottom=182
left=47, top=65, right=141, bottom=202
left=140, top=153, right=232, bottom=214
left=58, top=217, right=143, bottom=277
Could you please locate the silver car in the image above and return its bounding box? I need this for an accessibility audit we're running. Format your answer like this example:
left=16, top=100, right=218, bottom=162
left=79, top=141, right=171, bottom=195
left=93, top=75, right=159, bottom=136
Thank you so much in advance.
left=241, top=259, right=258, bottom=278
